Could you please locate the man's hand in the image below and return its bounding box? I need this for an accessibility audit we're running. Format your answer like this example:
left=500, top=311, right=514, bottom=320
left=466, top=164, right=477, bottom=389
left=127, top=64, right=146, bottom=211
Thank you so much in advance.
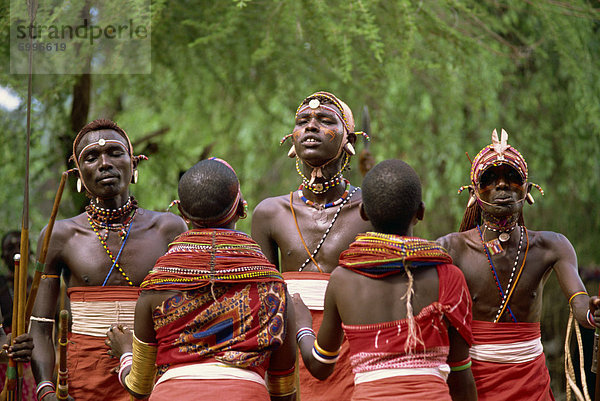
left=105, top=324, right=133, bottom=360
left=291, top=293, right=313, bottom=332
left=3, top=333, right=34, bottom=362
left=589, top=296, right=600, bottom=327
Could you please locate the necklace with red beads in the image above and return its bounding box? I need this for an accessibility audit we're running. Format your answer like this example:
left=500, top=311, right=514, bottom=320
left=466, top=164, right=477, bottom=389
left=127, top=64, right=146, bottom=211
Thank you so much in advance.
left=86, top=197, right=137, bottom=286
left=297, top=180, right=351, bottom=210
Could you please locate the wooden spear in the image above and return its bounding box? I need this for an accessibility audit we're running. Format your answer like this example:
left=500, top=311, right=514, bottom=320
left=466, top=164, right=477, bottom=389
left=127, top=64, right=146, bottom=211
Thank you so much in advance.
left=24, top=170, right=71, bottom=326
left=56, top=310, right=69, bottom=400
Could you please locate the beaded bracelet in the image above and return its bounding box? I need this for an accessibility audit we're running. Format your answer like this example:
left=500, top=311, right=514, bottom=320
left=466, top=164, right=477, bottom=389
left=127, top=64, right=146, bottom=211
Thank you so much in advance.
left=588, top=309, right=596, bottom=327
left=568, top=291, right=588, bottom=305
left=296, top=327, right=316, bottom=344
left=36, top=381, right=56, bottom=399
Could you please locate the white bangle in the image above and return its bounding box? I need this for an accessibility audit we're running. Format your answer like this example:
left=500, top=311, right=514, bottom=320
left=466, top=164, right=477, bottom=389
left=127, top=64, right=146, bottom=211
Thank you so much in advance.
left=30, top=316, right=56, bottom=324
left=588, top=309, right=595, bottom=327
left=120, top=351, right=133, bottom=364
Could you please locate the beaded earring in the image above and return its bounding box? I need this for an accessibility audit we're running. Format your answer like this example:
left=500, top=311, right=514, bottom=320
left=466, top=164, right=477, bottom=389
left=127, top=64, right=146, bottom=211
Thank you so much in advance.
left=77, top=178, right=83, bottom=193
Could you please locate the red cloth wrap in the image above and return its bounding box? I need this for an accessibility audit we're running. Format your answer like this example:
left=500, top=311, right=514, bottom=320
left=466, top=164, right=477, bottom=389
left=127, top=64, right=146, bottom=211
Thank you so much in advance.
left=66, top=286, right=140, bottom=401
left=146, top=230, right=286, bottom=376
left=153, top=281, right=286, bottom=376
left=342, top=264, right=472, bottom=374
left=352, top=375, right=451, bottom=401
left=282, top=271, right=354, bottom=401
left=150, top=378, right=269, bottom=401
left=470, top=320, right=554, bottom=401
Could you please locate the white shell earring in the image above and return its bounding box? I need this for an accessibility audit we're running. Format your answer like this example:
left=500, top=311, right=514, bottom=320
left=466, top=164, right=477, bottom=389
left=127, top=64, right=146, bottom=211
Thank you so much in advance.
left=343, top=142, right=355, bottom=156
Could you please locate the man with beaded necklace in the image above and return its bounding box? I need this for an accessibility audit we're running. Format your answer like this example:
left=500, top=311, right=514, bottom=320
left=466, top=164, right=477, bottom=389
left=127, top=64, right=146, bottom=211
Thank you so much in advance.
left=252, top=91, right=372, bottom=400
left=30, top=119, right=187, bottom=401
left=437, top=129, right=600, bottom=400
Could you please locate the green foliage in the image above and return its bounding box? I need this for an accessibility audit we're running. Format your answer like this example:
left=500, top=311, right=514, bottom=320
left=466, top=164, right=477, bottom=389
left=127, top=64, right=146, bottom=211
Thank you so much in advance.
left=2, top=0, right=599, bottom=393
left=1, top=0, right=599, bottom=258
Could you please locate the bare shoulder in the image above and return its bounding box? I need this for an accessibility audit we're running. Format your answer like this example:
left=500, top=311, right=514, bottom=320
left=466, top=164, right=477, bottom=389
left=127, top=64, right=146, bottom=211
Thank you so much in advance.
left=252, top=194, right=291, bottom=229
left=137, top=209, right=187, bottom=238
left=41, top=213, right=87, bottom=242
left=253, top=194, right=290, bottom=217
left=436, top=231, right=471, bottom=252
left=528, top=229, right=575, bottom=256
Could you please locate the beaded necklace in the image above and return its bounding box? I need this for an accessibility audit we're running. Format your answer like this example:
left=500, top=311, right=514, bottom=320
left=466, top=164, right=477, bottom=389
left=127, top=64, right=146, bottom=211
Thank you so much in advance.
left=484, top=223, right=516, bottom=243
left=86, top=196, right=137, bottom=240
left=88, top=214, right=135, bottom=286
left=295, top=153, right=349, bottom=194
left=477, top=225, right=528, bottom=323
left=290, top=187, right=358, bottom=272
left=86, top=197, right=138, bottom=286
left=298, top=180, right=350, bottom=210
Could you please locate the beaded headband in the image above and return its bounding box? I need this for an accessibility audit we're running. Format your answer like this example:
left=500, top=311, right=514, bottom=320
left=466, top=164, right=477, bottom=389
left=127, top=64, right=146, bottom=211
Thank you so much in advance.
left=174, top=157, right=248, bottom=228
left=470, top=129, right=528, bottom=186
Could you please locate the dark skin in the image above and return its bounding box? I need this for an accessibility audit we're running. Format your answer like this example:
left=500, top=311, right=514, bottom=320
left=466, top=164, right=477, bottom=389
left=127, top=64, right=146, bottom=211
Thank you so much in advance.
left=30, top=129, right=187, bottom=401
left=252, top=103, right=372, bottom=273
left=0, top=310, right=34, bottom=364
left=437, top=164, right=600, bottom=327
left=293, top=203, right=477, bottom=401
left=107, top=216, right=297, bottom=401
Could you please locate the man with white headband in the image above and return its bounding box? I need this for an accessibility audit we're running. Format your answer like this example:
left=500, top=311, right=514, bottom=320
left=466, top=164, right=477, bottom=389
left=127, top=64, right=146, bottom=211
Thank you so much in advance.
left=30, top=119, right=187, bottom=401
left=437, top=129, right=600, bottom=401
left=252, top=91, right=372, bottom=400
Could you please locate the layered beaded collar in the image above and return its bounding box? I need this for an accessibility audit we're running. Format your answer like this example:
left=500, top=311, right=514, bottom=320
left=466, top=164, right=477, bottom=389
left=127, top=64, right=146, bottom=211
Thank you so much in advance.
left=86, top=196, right=138, bottom=240
left=298, top=179, right=351, bottom=210
left=295, top=153, right=349, bottom=194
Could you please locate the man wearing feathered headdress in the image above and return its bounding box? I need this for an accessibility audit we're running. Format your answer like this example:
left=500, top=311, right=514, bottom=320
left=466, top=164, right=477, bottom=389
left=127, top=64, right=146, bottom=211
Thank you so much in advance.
left=438, top=129, right=599, bottom=401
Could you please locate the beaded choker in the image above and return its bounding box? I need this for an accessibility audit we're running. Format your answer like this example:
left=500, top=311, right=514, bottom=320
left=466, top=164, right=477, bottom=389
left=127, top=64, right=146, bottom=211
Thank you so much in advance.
left=86, top=197, right=138, bottom=240
left=295, top=153, right=349, bottom=194
left=298, top=180, right=350, bottom=210
left=86, top=196, right=138, bottom=286
left=484, top=224, right=516, bottom=243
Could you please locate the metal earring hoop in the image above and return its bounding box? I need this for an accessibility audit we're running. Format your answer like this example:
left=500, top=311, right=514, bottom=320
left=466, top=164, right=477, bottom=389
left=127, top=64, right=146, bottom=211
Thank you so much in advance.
left=77, top=178, right=83, bottom=193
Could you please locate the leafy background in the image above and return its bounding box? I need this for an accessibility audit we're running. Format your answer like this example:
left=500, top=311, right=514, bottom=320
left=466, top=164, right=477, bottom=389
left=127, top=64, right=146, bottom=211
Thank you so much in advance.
left=1, top=1, right=599, bottom=398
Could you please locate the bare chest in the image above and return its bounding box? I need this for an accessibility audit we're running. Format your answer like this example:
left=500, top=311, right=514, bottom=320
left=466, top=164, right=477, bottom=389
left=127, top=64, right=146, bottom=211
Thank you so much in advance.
left=63, top=227, right=170, bottom=287
left=274, top=201, right=370, bottom=273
